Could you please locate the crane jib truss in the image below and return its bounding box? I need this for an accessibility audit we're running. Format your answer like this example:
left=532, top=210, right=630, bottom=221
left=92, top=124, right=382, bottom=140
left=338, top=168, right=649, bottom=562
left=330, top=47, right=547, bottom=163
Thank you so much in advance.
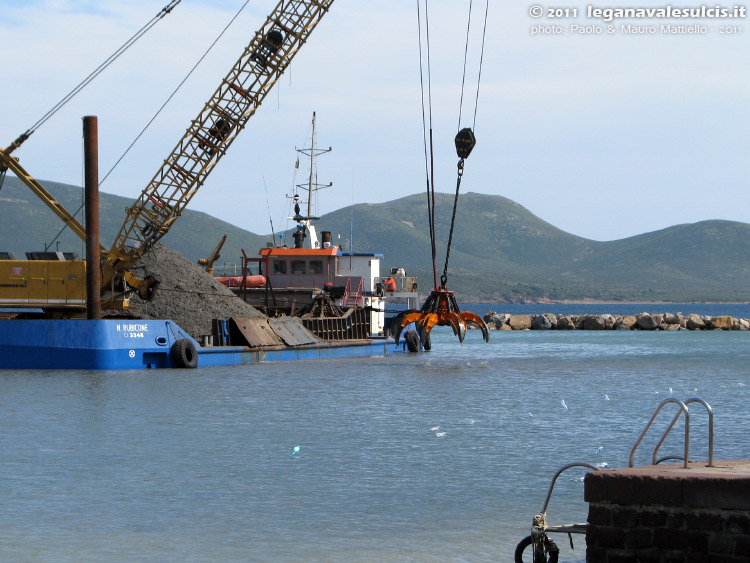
left=105, top=0, right=335, bottom=292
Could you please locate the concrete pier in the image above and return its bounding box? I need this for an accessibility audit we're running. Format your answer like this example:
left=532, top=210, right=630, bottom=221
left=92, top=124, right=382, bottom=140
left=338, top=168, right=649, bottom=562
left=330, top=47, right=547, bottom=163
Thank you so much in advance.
left=585, top=460, right=750, bottom=562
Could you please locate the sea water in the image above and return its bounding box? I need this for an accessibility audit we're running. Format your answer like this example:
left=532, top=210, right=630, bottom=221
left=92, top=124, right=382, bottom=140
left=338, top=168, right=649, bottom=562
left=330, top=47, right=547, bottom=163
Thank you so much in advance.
left=1, top=313, right=749, bottom=562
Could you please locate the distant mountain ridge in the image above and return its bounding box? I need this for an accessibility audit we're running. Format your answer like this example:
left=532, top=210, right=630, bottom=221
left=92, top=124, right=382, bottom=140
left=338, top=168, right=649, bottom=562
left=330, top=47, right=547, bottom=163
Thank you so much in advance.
left=0, top=176, right=272, bottom=275
left=1, top=176, right=748, bottom=302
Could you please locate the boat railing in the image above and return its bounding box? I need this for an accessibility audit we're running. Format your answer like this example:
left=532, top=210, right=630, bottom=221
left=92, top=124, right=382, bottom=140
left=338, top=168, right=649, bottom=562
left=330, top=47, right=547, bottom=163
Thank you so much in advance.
left=629, top=397, right=714, bottom=469
left=376, top=275, right=418, bottom=293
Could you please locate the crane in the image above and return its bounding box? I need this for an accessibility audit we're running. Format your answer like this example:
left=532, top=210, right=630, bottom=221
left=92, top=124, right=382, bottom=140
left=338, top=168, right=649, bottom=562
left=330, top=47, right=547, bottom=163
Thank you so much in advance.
left=198, top=233, right=228, bottom=276
left=0, top=0, right=335, bottom=310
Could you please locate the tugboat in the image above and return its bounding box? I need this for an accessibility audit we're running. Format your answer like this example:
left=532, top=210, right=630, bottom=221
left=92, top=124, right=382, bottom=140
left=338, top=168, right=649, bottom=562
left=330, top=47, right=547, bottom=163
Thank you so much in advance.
left=220, top=113, right=418, bottom=340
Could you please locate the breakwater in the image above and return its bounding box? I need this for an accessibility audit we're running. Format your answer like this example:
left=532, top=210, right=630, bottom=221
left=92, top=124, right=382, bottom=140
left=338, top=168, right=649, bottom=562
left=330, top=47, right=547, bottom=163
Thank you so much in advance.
left=483, top=311, right=750, bottom=330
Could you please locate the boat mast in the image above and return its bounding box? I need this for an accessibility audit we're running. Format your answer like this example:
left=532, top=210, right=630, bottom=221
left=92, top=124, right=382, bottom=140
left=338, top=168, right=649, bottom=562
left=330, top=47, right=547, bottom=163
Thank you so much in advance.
left=307, top=112, right=316, bottom=219
left=295, top=111, right=332, bottom=247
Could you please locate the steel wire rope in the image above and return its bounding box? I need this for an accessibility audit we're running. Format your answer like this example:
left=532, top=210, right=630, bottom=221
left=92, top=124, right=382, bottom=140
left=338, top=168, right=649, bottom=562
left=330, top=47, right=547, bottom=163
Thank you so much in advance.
left=457, top=0, right=474, bottom=133
left=42, top=132, right=90, bottom=252
left=100, top=0, right=250, bottom=186
left=416, top=0, right=439, bottom=291
left=17, top=0, right=181, bottom=146
left=472, top=0, right=490, bottom=130
left=44, top=1, right=249, bottom=250
left=441, top=0, right=489, bottom=288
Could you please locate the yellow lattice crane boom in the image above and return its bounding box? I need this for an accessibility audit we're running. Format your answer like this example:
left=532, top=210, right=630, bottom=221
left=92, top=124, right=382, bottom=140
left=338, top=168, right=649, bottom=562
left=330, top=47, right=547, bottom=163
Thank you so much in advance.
left=103, top=0, right=334, bottom=304
left=1, top=0, right=334, bottom=310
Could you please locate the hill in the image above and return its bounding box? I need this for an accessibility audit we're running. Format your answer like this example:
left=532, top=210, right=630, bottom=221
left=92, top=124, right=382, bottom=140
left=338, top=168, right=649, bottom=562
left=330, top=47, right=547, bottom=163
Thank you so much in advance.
left=1, top=176, right=748, bottom=302
left=283, top=192, right=750, bottom=302
left=0, top=176, right=271, bottom=275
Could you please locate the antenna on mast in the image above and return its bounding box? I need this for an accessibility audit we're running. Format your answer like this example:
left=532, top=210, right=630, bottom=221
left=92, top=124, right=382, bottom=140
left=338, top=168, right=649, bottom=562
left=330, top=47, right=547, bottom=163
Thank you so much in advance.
left=291, top=111, right=332, bottom=248
left=297, top=111, right=332, bottom=218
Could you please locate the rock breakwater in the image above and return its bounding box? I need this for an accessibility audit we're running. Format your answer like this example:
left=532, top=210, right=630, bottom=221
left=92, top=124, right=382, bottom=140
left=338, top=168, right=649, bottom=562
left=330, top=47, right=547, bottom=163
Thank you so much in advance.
left=483, top=311, right=750, bottom=331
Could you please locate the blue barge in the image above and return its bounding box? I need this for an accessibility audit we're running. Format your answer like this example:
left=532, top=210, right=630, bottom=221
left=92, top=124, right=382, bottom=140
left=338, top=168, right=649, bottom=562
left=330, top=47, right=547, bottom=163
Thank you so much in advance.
left=0, top=319, right=394, bottom=370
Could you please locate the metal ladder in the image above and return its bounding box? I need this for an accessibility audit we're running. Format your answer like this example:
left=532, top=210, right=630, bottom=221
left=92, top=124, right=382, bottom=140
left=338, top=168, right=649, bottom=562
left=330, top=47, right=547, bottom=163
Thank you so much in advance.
left=629, top=398, right=714, bottom=469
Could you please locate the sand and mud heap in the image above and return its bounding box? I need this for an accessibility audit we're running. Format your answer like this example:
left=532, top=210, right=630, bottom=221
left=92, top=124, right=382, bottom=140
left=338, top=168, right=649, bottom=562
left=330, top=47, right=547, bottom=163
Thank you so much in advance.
left=121, top=243, right=264, bottom=338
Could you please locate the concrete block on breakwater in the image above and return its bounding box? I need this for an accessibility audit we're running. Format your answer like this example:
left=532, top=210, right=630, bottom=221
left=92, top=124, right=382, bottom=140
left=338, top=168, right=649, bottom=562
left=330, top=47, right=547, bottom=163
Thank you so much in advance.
left=483, top=311, right=750, bottom=331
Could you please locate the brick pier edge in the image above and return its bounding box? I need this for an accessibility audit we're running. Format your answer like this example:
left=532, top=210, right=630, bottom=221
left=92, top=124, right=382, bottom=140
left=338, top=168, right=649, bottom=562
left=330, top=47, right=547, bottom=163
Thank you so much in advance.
left=584, top=460, right=750, bottom=562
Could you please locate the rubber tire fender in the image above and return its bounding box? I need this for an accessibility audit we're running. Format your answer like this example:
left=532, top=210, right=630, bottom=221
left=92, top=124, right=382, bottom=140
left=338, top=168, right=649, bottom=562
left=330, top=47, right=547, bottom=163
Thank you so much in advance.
left=404, top=330, right=420, bottom=353
left=514, top=535, right=533, bottom=563
left=171, top=338, right=198, bottom=369
left=514, top=535, right=558, bottom=563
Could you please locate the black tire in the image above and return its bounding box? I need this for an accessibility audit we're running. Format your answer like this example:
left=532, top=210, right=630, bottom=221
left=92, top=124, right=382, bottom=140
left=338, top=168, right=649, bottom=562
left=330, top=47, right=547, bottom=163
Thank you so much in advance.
left=515, top=535, right=533, bottom=563
left=514, top=535, right=557, bottom=563
left=404, top=330, right=420, bottom=353
left=171, top=339, right=198, bottom=368
left=422, top=332, right=431, bottom=351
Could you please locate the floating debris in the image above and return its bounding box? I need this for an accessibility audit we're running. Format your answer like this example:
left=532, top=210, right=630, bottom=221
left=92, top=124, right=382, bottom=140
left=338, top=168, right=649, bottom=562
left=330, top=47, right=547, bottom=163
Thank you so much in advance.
left=290, top=445, right=300, bottom=456
left=561, top=399, right=568, bottom=410
left=604, top=394, right=610, bottom=401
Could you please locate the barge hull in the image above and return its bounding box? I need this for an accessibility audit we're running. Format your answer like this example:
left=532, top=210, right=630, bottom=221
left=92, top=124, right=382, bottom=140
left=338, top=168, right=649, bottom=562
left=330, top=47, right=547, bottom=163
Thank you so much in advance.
left=0, top=319, right=393, bottom=370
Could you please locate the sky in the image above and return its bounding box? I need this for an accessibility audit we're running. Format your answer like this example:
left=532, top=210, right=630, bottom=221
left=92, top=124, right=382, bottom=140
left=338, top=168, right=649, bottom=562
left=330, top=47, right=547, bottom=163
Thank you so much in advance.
left=1, top=0, right=748, bottom=242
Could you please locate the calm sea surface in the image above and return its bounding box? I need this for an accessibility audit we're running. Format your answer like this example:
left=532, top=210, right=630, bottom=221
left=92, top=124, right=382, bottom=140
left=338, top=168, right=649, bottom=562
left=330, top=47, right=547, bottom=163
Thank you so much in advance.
left=2, top=305, right=749, bottom=562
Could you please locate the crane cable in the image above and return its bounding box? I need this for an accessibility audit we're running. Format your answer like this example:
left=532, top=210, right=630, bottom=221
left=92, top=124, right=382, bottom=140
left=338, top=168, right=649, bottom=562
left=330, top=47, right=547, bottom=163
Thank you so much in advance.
left=100, top=0, right=250, bottom=186
left=41, top=0, right=248, bottom=252
left=440, top=0, right=489, bottom=289
left=416, top=0, right=439, bottom=291
left=9, top=0, right=181, bottom=151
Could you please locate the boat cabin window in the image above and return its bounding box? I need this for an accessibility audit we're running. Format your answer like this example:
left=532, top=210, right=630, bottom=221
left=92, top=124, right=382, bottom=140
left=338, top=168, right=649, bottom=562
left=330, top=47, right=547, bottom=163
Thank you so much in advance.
left=273, top=260, right=287, bottom=274
left=309, top=260, right=323, bottom=274
left=291, top=260, right=306, bottom=274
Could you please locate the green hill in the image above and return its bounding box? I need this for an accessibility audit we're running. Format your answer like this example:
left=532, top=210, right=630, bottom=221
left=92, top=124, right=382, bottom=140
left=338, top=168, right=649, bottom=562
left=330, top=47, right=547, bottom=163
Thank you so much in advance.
left=282, top=192, right=750, bottom=302
left=0, top=176, right=270, bottom=274
left=2, top=176, right=748, bottom=302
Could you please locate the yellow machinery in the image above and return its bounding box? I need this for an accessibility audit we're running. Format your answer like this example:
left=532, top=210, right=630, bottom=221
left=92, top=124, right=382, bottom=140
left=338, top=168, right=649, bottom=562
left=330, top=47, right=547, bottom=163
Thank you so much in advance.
left=0, top=0, right=334, bottom=311
left=0, top=260, right=86, bottom=310
left=198, top=233, right=228, bottom=276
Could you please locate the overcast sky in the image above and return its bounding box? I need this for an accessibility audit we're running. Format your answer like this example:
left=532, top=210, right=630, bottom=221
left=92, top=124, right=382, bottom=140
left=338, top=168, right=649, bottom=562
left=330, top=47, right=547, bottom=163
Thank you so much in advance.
left=1, top=0, right=747, bottom=241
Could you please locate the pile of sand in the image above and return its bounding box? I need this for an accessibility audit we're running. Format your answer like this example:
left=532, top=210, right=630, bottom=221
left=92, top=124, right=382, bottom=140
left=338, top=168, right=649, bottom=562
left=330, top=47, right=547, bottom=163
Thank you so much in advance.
left=122, top=243, right=264, bottom=338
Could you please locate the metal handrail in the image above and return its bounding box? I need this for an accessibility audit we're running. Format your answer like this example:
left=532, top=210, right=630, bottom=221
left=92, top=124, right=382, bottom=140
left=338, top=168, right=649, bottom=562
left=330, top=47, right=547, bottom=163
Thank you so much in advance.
left=630, top=399, right=690, bottom=468
left=630, top=398, right=714, bottom=469
left=541, top=462, right=600, bottom=514
left=686, top=398, right=714, bottom=467
left=652, top=398, right=714, bottom=467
